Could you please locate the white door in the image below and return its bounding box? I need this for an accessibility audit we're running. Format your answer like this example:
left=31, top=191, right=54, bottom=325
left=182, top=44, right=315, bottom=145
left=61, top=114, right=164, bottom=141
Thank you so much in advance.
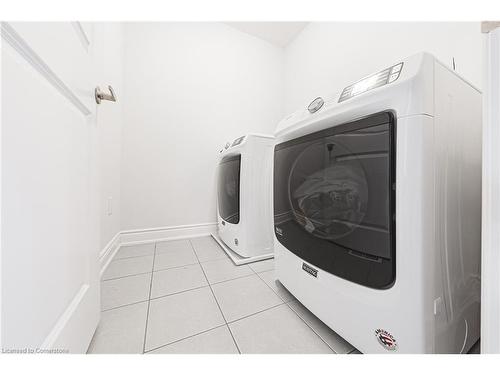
left=1, top=22, right=100, bottom=353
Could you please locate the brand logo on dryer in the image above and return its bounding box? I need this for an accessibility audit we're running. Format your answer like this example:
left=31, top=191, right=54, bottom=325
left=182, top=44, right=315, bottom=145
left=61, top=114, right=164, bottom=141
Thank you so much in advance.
left=374, top=329, right=398, bottom=351
left=302, top=263, right=318, bottom=278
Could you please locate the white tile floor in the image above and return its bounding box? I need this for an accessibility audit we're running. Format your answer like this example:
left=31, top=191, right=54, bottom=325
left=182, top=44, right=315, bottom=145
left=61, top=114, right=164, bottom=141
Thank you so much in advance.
left=89, top=235, right=481, bottom=354
left=87, top=236, right=357, bottom=354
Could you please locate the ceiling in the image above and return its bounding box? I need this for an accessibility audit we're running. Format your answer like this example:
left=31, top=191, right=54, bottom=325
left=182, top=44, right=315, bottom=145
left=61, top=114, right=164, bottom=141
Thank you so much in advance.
left=225, top=22, right=309, bottom=47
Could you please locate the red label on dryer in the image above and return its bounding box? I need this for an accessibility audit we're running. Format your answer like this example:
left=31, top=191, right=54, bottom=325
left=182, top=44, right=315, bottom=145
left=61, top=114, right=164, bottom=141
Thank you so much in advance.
left=374, top=329, right=398, bottom=351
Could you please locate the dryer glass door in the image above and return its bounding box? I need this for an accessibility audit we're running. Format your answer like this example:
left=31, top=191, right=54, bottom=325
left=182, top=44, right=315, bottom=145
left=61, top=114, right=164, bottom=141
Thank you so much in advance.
left=218, top=154, right=241, bottom=224
left=274, top=112, right=396, bottom=289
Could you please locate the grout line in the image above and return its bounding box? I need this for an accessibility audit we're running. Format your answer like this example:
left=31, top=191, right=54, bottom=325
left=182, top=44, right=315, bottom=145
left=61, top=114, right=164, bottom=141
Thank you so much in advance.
left=108, top=253, right=154, bottom=263
left=142, top=241, right=157, bottom=354
left=101, top=299, right=150, bottom=313
left=283, top=302, right=337, bottom=354
left=147, top=273, right=265, bottom=301
left=102, top=252, right=155, bottom=282
left=147, top=276, right=285, bottom=327
left=198, top=256, right=237, bottom=265
left=246, top=258, right=274, bottom=273
left=189, top=239, right=242, bottom=354
left=226, top=302, right=286, bottom=325
left=149, top=284, right=209, bottom=302
left=200, top=257, right=231, bottom=264
left=249, top=265, right=339, bottom=354
left=145, top=269, right=271, bottom=305
left=101, top=270, right=153, bottom=283
left=153, top=261, right=200, bottom=273
left=284, top=299, right=356, bottom=354
left=208, top=272, right=258, bottom=287
left=250, top=267, right=275, bottom=274
left=111, top=252, right=155, bottom=262
left=248, top=263, right=288, bottom=303
left=143, top=323, right=228, bottom=353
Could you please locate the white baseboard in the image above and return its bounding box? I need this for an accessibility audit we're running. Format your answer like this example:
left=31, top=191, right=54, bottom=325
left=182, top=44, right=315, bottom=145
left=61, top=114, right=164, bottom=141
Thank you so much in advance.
left=120, top=222, right=217, bottom=246
left=99, top=223, right=217, bottom=275
left=41, top=283, right=99, bottom=353
left=99, top=232, right=121, bottom=278
left=40, top=223, right=217, bottom=353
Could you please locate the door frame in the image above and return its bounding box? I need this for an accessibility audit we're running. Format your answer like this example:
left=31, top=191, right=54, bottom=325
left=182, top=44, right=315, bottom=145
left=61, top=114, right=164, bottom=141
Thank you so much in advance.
left=481, top=22, right=500, bottom=354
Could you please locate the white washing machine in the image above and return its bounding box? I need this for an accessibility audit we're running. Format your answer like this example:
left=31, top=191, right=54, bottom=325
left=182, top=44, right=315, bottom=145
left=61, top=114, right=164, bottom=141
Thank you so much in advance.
left=214, top=133, right=275, bottom=265
left=273, top=52, right=481, bottom=353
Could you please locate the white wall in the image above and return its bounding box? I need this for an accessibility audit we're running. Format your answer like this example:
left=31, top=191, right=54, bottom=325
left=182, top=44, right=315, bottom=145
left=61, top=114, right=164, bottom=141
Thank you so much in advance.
left=284, top=22, right=483, bottom=114
left=93, top=23, right=124, bottom=249
left=121, top=23, right=284, bottom=231
left=119, top=22, right=483, bottom=233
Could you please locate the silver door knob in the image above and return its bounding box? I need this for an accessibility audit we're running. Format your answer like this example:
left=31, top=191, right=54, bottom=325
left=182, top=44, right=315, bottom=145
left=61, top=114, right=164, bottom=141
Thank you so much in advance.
left=95, top=85, right=117, bottom=104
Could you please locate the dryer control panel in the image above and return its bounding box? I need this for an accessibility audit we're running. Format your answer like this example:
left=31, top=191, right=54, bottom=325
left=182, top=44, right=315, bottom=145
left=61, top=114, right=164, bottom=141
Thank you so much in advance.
left=339, top=62, right=403, bottom=103
left=231, top=136, right=245, bottom=147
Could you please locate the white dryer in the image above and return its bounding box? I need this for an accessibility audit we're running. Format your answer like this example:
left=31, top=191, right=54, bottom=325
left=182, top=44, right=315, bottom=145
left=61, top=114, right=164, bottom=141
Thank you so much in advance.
left=215, top=133, right=275, bottom=265
left=273, top=52, right=481, bottom=353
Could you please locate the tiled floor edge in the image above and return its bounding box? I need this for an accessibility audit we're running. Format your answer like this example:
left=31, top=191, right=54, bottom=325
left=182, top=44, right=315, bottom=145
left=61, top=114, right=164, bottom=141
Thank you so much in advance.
left=249, top=265, right=340, bottom=354
left=189, top=238, right=242, bottom=354
left=101, top=298, right=150, bottom=313
left=142, top=242, right=157, bottom=353
left=251, top=268, right=288, bottom=302
left=100, top=224, right=218, bottom=277
left=101, top=269, right=152, bottom=282
left=143, top=323, right=228, bottom=353
left=225, top=302, right=287, bottom=325
left=286, top=303, right=338, bottom=353
left=150, top=284, right=209, bottom=302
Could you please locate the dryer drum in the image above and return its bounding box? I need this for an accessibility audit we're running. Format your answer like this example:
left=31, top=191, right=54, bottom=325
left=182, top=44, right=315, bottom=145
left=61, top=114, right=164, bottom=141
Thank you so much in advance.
left=290, top=143, right=369, bottom=240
